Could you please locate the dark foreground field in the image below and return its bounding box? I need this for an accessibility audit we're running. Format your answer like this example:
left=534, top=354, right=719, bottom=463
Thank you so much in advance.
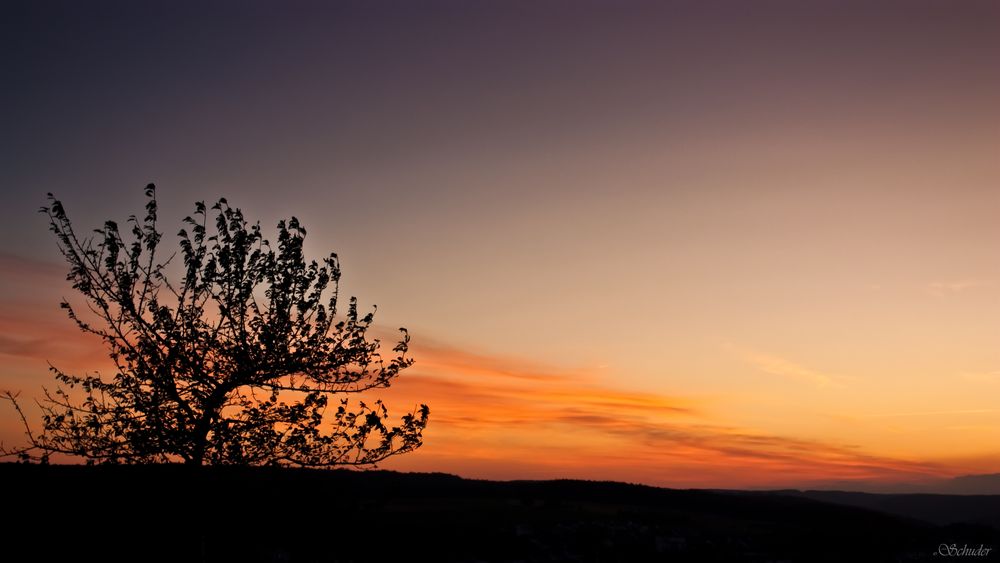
left=4, top=464, right=999, bottom=562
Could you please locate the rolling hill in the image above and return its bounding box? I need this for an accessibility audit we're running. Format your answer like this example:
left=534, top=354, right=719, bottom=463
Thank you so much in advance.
left=4, top=463, right=998, bottom=562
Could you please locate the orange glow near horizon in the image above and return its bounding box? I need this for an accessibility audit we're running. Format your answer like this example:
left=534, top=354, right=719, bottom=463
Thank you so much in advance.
left=374, top=340, right=959, bottom=489
left=0, top=262, right=988, bottom=490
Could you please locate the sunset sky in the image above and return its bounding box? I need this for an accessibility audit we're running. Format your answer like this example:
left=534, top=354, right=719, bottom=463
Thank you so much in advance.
left=2, top=1, right=999, bottom=489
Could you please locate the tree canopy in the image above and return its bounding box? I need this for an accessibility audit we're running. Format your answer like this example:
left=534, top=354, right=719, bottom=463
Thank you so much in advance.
left=2, top=184, right=428, bottom=466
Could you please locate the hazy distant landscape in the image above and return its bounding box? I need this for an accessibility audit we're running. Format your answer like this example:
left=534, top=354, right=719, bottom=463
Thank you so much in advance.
left=790, top=473, right=1000, bottom=496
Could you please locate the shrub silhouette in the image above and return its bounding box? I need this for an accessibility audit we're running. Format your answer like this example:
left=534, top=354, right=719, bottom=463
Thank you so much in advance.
left=3, top=184, right=428, bottom=466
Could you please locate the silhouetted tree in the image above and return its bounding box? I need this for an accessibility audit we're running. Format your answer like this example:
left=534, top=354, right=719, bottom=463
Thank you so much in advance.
left=2, top=184, right=428, bottom=467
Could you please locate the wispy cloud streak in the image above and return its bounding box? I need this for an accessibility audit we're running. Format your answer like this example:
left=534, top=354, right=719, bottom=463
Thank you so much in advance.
left=377, top=341, right=944, bottom=487
left=726, top=345, right=841, bottom=388
left=926, top=279, right=993, bottom=296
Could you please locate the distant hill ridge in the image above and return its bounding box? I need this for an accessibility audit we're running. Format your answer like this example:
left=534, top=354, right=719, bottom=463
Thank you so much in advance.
left=792, top=473, right=1000, bottom=495
left=3, top=463, right=998, bottom=562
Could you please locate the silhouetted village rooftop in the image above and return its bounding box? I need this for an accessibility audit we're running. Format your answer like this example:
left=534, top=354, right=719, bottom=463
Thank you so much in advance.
left=5, top=463, right=999, bottom=562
